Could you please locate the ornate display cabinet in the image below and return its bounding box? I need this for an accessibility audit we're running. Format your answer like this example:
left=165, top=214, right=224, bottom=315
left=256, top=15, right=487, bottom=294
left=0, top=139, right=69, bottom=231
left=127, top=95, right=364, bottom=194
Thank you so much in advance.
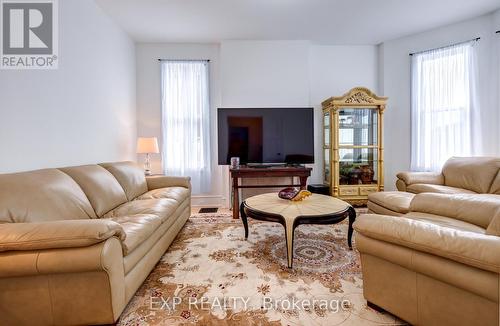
left=322, top=87, right=387, bottom=206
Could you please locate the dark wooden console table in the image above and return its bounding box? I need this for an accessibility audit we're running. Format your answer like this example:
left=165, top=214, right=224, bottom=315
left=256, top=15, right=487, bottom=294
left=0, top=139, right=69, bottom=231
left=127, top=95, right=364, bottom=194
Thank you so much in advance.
left=230, top=166, right=312, bottom=219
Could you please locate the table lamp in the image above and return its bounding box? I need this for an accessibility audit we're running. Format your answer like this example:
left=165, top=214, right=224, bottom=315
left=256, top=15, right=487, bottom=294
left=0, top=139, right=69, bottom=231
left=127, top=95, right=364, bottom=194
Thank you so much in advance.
left=137, top=137, right=159, bottom=175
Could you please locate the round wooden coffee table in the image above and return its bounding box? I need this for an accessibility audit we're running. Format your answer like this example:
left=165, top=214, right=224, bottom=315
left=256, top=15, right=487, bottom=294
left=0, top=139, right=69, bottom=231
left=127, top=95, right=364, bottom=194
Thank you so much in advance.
left=240, top=193, right=356, bottom=268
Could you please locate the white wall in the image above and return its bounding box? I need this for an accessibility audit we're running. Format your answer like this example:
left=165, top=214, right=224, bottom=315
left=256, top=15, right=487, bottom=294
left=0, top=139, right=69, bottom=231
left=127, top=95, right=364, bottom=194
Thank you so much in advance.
left=220, top=41, right=310, bottom=107
left=379, top=10, right=500, bottom=190
left=136, top=40, right=379, bottom=207
left=0, top=0, right=136, bottom=173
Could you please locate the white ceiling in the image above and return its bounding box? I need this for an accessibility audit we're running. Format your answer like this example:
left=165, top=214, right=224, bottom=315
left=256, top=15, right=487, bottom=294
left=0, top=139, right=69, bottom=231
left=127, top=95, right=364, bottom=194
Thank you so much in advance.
left=95, top=0, right=500, bottom=44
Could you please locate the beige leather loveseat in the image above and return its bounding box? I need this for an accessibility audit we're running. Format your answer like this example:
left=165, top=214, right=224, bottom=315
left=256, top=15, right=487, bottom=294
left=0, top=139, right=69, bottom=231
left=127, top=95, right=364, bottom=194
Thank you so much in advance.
left=396, top=156, right=500, bottom=194
left=356, top=171, right=500, bottom=324
left=0, top=162, right=191, bottom=325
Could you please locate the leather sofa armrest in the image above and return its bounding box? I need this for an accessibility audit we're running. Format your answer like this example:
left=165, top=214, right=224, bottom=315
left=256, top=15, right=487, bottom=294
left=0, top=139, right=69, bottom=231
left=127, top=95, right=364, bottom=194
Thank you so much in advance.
left=0, top=237, right=124, bottom=277
left=0, top=237, right=126, bottom=323
left=354, top=214, right=500, bottom=273
left=0, top=219, right=125, bottom=252
left=146, top=175, right=191, bottom=190
left=396, top=172, right=444, bottom=188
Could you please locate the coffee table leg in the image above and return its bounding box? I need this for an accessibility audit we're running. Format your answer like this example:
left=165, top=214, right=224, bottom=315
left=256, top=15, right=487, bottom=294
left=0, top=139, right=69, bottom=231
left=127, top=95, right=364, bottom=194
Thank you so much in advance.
left=285, top=222, right=295, bottom=268
left=347, top=206, right=356, bottom=249
left=240, top=202, right=249, bottom=239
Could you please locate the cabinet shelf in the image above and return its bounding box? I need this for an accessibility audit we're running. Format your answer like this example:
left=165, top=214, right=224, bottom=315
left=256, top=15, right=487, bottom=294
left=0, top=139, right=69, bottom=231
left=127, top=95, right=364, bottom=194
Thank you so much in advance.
left=339, top=145, right=378, bottom=148
left=339, top=125, right=373, bottom=129
left=339, top=159, right=375, bottom=163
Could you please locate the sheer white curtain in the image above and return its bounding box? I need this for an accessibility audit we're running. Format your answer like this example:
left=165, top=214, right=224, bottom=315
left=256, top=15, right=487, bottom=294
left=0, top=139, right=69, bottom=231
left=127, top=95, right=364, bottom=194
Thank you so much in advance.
left=410, top=41, right=480, bottom=171
left=161, top=61, right=211, bottom=194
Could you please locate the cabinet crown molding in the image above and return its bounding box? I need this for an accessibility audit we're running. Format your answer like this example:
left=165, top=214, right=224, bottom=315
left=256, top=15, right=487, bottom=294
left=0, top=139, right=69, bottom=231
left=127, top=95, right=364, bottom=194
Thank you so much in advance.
left=322, top=87, right=388, bottom=107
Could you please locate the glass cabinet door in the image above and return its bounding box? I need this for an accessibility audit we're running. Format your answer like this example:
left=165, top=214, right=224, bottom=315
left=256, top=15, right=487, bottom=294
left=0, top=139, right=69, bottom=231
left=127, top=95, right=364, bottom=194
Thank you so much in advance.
left=338, top=108, right=378, bottom=146
left=338, top=147, right=378, bottom=185
left=323, top=111, right=330, bottom=147
left=323, top=111, right=331, bottom=184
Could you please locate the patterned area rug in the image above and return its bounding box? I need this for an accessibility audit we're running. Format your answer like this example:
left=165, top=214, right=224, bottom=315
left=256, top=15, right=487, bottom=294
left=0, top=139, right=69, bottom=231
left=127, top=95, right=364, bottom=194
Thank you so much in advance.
left=118, top=211, right=405, bottom=325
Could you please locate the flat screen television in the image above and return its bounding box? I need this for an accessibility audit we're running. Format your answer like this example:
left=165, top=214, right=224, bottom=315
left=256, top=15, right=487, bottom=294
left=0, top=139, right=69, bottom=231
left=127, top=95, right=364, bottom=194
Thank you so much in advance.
left=217, top=108, right=314, bottom=165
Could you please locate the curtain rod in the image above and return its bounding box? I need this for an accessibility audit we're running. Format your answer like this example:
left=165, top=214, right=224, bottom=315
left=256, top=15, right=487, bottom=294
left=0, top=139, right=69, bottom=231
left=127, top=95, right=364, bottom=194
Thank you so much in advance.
left=409, top=37, right=480, bottom=56
left=158, top=59, right=210, bottom=62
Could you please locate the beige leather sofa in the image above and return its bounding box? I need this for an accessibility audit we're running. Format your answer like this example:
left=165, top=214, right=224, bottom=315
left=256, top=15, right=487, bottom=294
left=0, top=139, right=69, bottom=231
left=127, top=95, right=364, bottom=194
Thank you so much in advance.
left=0, top=162, right=191, bottom=325
left=396, top=156, right=500, bottom=195
left=356, top=191, right=500, bottom=325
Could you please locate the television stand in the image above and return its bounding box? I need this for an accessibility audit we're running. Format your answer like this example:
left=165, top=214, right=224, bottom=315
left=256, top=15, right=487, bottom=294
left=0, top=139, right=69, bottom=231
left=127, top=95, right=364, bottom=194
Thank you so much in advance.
left=229, top=165, right=312, bottom=219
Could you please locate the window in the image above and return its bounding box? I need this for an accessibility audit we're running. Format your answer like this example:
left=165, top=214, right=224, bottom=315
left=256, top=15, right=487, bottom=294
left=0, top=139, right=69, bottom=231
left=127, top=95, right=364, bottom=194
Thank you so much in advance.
left=410, top=41, right=478, bottom=171
left=161, top=60, right=211, bottom=194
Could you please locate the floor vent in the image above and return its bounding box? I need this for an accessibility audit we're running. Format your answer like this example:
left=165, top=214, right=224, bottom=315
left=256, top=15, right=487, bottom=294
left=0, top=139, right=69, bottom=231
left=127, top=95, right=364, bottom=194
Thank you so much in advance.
left=198, top=207, right=219, bottom=213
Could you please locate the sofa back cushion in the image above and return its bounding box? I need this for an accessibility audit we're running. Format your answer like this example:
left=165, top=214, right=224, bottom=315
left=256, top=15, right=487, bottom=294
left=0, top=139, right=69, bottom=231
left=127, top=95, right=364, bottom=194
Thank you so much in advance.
left=60, top=165, right=128, bottom=217
left=409, top=193, right=500, bottom=228
left=489, top=171, right=500, bottom=195
left=442, top=157, right=500, bottom=193
left=0, top=169, right=96, bottom=223
left=99, top=162, right=148, bottom=200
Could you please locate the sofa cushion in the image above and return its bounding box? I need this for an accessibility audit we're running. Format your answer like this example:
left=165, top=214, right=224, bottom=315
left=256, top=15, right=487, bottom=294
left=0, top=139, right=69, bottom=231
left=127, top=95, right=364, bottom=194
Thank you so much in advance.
left=99, top=162, right=148, bottom=200
left=367, top=191, right=414, bottom=214
left=409, top=193, right=500, bottom=229
left=0, top=169, right=96, bottom=223
left=103, top=199, right=178, bottom=224
left=60, top=165, right=128, bottom=217
left=106, top=214, right=162, bottom=256
left=135, top=187, right=190, bottom=203
left=442, top=157, right=500, bottom=193
left=404, top=212, right=486, bottom=234
left=367, top=201, right=404, bottom=216
left=406, top=184, right=476, bottom=194
left=122, top=198, right=190, bottom=274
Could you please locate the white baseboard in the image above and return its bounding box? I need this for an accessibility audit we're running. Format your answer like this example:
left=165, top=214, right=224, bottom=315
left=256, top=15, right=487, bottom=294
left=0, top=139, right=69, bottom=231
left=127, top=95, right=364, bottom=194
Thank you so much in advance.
left=191, top=195, right=227, bottom=207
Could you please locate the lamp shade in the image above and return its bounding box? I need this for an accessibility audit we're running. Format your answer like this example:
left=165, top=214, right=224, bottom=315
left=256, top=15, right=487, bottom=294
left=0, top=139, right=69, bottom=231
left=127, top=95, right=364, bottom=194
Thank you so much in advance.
left=137, top=137, right=159, bottom=154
